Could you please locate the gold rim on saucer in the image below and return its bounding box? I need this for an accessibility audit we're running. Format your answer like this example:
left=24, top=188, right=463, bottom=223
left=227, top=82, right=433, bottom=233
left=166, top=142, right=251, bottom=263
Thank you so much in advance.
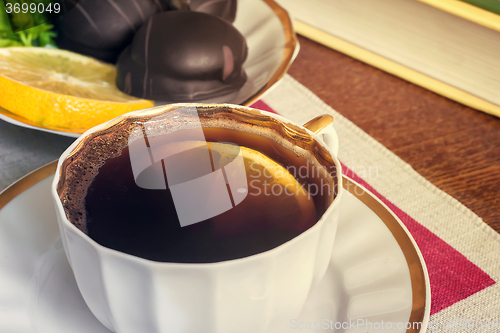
left=0, top=161, right=429, bottom=332
left=342, top=177, right=428, bottom=333
left=243, top=0, right=298, bottom=106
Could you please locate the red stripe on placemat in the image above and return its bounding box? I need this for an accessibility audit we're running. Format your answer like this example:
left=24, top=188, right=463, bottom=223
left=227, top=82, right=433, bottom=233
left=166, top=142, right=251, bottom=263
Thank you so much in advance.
left=341, top=165, right=495, bottom=314
left=251, top=100, right=496, bottom=315
left=250, top=100, right=277, bottom=114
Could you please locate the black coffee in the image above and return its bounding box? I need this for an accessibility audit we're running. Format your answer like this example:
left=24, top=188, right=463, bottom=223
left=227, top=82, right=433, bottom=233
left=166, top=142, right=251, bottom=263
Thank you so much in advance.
left=59, top=109, right=337, bottom=263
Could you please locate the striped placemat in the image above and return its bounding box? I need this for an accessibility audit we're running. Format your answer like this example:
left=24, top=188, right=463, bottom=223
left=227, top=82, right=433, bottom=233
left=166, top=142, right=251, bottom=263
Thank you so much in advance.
left=256, top=75, right=500, bottom=330
left=0, top=73, right=498, bottom=331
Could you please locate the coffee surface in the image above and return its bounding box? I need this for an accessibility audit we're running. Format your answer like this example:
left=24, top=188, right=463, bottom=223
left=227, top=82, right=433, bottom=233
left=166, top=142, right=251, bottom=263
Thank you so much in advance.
left=85, top=143, right=315, bottom=263
left=59, top=107, right=337, bottom=263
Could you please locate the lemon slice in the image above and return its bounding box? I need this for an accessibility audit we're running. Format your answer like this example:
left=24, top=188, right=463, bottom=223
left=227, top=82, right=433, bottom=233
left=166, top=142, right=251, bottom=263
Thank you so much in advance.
left=208, top=142, right=317, bottom=236
left=0, top=47, right=154, bottom=132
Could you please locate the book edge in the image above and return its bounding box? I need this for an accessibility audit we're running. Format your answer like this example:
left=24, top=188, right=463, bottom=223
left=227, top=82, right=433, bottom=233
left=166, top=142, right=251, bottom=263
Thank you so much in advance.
left=295, top=21, right=500, bottom=118
left=417, top=0, right=500, bottom=33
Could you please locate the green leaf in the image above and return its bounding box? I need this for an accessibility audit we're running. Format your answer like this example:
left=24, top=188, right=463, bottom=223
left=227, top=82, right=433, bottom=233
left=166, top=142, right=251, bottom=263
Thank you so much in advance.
left=0, top=1, right=13, bottom=33
left=0, top=0, right=57, bottom=47
left=37, top=29, right=56, bottom=46
left=0, top=38, right=22, bottom=46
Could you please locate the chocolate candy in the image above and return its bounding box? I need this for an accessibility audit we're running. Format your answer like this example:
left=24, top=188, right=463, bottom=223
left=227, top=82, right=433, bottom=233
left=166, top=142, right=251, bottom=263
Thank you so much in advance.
left=116, top=11, right=248, bottom=102
left=169, top=0, right=237, bottom=22
left=55, top=0, right=170, bottom=63
left=189, top=0, right=237, bottom=22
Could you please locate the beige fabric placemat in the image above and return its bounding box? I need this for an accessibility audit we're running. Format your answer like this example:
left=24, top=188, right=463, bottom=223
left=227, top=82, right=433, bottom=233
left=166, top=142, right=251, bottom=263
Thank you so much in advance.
left=262, top=75, right=500, bottom=331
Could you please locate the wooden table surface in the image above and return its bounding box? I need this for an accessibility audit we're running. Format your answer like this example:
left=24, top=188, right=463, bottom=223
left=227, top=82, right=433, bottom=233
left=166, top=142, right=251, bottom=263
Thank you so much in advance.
left=288, top=36, right=500, bottom=233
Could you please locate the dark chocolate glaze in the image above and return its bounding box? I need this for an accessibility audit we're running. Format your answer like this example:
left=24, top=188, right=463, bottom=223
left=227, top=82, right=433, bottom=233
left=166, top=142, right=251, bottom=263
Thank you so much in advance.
left=116, top=11, right=248, bottom=101
left=55, top=0, right=170, bottom=63
left=171, top=0, right=237, bottom=22
left=190, top=0, right=237, bottom=22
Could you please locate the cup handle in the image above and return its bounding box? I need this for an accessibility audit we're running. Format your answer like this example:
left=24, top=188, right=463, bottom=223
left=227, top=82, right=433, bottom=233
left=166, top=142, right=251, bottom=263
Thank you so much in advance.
left=303, top=114, right=339, bottom=157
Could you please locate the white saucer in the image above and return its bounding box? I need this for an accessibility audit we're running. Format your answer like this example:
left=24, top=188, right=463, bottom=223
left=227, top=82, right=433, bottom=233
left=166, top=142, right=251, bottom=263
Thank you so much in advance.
left=0, top=162, right=430, bottom=333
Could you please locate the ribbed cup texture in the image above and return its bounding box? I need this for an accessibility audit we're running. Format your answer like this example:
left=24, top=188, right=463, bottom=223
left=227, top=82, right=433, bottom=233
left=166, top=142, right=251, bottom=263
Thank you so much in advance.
left=55, top=195, right=341, bottom=333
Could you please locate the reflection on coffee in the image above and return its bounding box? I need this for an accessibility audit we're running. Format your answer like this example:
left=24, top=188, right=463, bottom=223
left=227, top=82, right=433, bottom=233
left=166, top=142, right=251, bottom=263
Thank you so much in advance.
left=58, top=106, right=337, bottom=263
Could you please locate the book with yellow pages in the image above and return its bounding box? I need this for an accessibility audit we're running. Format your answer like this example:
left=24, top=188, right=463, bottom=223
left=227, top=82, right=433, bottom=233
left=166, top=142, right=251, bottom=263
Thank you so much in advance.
left=276, top=0, right=500, bottom=118
left=460, top=0, right=500, bottom=15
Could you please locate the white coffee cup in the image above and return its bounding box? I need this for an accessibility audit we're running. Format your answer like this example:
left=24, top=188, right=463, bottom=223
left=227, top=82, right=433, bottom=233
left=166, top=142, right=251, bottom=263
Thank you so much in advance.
left=51, top=104, right=343, bottom=333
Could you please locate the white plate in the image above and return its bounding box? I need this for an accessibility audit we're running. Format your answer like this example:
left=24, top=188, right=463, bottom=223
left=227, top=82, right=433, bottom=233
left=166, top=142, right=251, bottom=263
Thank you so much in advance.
left=0, top=0, right=299, bottom=138
left=0, top=163, right=430, bottom=333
